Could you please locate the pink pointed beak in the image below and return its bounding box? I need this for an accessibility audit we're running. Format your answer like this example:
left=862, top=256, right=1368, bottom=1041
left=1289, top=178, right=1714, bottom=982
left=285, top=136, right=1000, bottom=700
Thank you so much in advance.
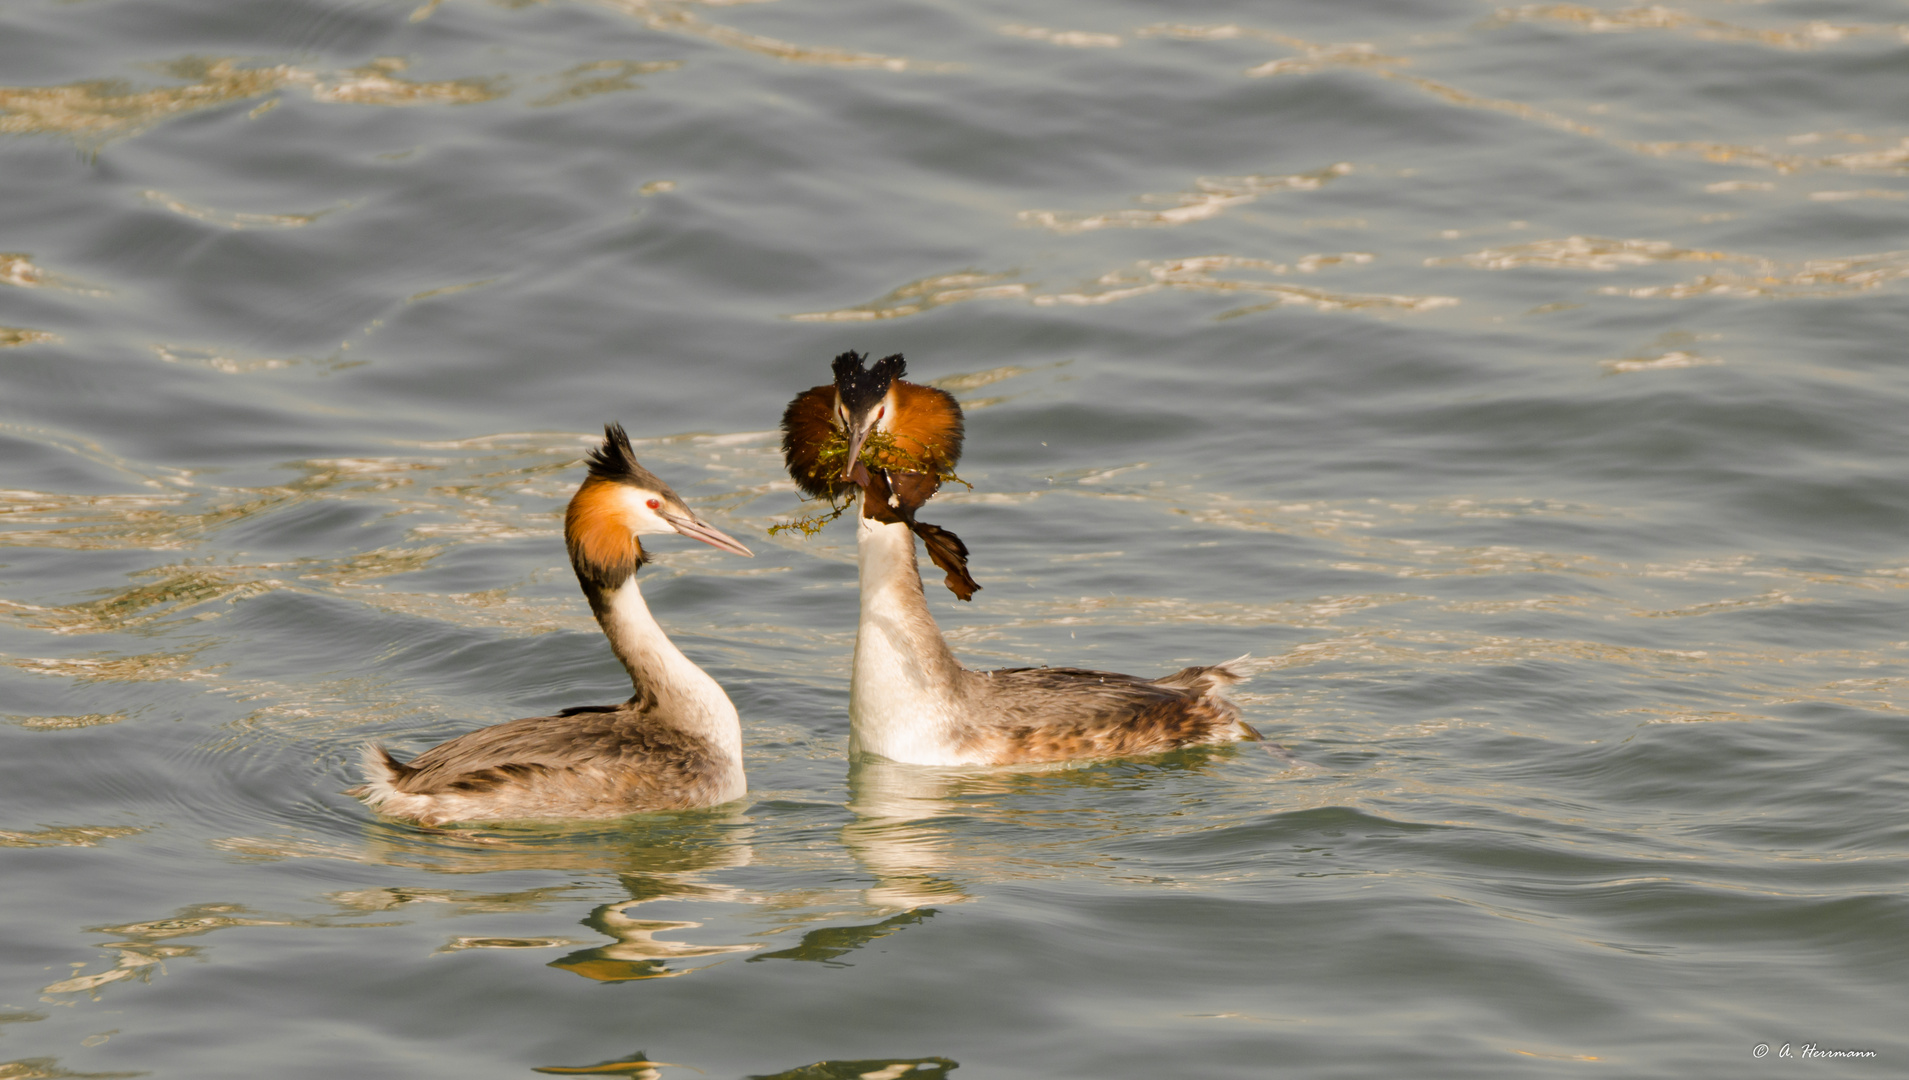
left=843, top=421, right=875, bottom=489
left=661, top=510, right=754, bottom=557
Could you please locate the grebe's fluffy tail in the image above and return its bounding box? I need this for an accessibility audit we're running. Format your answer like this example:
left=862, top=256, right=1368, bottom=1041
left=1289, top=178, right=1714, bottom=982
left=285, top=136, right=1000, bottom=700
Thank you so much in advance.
left=1153, top=653, right=1254, bottom=692
left=345, top=743, right=416, bottom=810
left=1153, top=654, right=1259, bottom=740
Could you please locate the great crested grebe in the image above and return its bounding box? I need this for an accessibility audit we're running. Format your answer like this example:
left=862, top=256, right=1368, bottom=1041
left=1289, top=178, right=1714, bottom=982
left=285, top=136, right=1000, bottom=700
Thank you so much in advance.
left=782, top=351, right=1259, bottom=767
left=349, top=424, right=755, bottom=825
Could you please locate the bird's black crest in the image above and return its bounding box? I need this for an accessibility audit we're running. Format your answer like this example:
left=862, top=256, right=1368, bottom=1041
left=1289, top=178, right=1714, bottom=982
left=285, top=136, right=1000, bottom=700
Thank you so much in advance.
left=832, top=351, right=905, bottom=416
left=586, top=423, right=669, bottom=491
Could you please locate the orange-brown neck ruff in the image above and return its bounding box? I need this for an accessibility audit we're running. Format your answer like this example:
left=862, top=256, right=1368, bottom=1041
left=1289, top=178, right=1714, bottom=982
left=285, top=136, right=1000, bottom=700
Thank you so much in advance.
left=565, top=476, right=643, bottom=603
left=884, top=380, right=963, bottom=474
left=779, top=379, right=964, bottom=499
left=781, top=384, right=848, bottom=500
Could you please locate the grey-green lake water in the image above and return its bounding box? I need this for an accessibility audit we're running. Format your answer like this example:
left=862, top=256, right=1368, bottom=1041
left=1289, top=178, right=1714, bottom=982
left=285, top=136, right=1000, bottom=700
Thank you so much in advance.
left=2, top=0, right=1906, bottom=1076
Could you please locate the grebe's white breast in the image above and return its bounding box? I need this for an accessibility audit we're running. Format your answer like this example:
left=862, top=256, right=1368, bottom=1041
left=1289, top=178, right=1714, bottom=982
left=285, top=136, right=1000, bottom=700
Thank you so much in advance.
left=849, top=515, right=973, bottom=766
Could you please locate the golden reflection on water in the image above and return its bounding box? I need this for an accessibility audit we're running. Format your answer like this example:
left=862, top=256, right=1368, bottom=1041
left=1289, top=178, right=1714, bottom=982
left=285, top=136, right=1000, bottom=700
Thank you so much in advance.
left=788, top=272, right=1031, bottom=322
left=138, top=190, right=334, bottom=230
left=1034, top=254, right=1454, bottom=316
left=791, top=255, right=1455, bottom=323
left=1486, top=4, right=1893, bottom=51
left=3, top=565, right=270, bottom=635
left=1600, top=350, right=1723, bottom=374
left=0, top=56, right=509, bottom=148
left=0, top=328, right=56, bottom=349
left=36, top=901, right=401, bottom=1002
left=440, top=934, right=589, bottom=951
left=6, top=712, right=127, bottom=730
left=0, top=58, right=296, bottom=144
left=1380, top=70, right=1602, bottom=137
left=591, top=0, right=931, bottom=71
left=308, top=58, right=501, bottom=107
left=9, top=650, right=217, bottom=684
left=0, top=254, right=43, bottom=288
left=0, top=1055, right=144, bottom=1079
left=1809, top=188, right=1908, bottom=202
left=0, top=438, right=599, bottom=594
left=1246, top=41, right=1404, bottom=78
left=1137, top=22, right=1408, bottom=80
left=999, top=24, right=1123, bottom=49
left=1428, top=235, right=1737, bottom=272
left=1138, top=18, right=1909, bottom=179
left=1597, top=248, right=1909, bottom=300
left=1017, top=163, right=1352, bottom=233
left=530, top=60, right=682, bottom=107
left=0, top=825, right=144, bottom=849
left=0, top=253, right=106, bottom=295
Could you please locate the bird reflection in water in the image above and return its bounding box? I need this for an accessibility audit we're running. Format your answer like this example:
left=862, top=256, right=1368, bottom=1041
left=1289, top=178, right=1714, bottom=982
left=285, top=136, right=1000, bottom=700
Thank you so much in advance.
left=665, top=758, right=983, bottom=971
left=532, top=1051, right=686, bottom=1077
left=532, top=1053, right=957, bottom=1079
left=838, top=748, right=1246, bottom=909
left=839, top=756, right=980, bottom=914
left=747, top=907, right=936, bottom=966
left=749, top=1058, right=957, bottom=1080
left=336, top=809, right=761, bottom=982
left=547, top=891, right=758, bottom=983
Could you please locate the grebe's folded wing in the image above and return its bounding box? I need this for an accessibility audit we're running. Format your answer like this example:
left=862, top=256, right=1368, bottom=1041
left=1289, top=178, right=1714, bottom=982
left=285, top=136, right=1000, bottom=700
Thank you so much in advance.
left=377, top=708, right=709, bottom=795
left=963, top=666, right=1250, bottom=759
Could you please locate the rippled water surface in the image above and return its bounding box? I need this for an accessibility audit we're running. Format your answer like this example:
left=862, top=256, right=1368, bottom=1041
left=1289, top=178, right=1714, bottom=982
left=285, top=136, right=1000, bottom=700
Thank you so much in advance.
left=3, top=0, right=1907, bottom=1076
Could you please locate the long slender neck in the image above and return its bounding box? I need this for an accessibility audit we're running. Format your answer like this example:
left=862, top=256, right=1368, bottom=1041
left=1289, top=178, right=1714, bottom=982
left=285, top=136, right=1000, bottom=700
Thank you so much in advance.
left=850, top=516, right=968, bottom=761
left=592, top=575, right=741, bottom=754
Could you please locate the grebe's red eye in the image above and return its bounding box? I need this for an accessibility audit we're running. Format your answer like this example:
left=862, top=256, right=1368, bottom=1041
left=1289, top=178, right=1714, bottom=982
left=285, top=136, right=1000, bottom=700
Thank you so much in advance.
left=646, top=498, right=661, bottom=510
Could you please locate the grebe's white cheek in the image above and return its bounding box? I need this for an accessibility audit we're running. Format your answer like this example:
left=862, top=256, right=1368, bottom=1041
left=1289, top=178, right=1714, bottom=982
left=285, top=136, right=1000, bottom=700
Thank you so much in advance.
left=616, top=487, right=676, bottom=536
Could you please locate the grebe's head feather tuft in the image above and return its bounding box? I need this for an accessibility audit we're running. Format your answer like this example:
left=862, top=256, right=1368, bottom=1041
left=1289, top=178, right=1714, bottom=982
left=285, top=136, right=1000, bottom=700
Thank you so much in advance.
left=782, top=351, right=965, bottom=500
left=832, top=351, right=904, bottom=418
left=585, top=423, right=670, bottom=490
left=566, top=424, right=752, bottom=601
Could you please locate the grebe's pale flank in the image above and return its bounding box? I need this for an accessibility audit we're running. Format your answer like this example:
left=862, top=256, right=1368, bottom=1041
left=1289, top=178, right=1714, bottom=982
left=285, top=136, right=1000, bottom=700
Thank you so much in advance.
left=781, top=351, right=1258, bottom=767
left=349, top=424, right=754, bottom=825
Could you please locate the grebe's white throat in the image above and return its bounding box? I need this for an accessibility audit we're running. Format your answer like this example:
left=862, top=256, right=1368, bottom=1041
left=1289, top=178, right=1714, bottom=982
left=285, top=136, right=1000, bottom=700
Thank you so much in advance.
left=850, top=514, right=971, bottom=765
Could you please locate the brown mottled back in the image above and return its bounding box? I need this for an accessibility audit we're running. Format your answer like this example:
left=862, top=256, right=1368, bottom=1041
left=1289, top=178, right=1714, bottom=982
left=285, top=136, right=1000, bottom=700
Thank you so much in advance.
left=357, top=705, right=729, bottom=823
left=955, top=663, right=1258, bottom=764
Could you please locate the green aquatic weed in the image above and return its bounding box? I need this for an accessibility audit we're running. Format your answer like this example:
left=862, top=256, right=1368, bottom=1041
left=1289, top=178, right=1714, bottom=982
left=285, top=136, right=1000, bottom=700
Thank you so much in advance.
left=770, top=427, right=969, bottom=537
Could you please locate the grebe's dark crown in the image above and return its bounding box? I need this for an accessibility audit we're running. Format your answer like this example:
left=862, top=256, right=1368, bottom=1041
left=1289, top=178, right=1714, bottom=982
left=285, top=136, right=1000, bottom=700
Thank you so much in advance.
left=832, top=351, right=905, bottom=417
left=586, top=423, right=672, bottom=495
